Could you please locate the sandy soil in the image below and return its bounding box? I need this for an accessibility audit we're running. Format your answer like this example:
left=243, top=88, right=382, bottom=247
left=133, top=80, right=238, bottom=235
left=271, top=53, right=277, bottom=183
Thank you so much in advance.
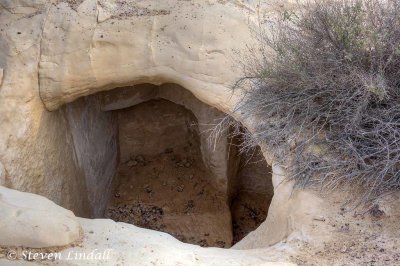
left=105, top=144, right=233, bottom=247
left=290, top=196, right=400, bottom=266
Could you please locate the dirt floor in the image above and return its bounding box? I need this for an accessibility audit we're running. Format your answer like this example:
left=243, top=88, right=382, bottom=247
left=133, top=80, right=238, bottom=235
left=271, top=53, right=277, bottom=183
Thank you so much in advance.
left=105, top=142, right=234, bottom=247
left=231, top=192, right=270, bottom=244
left=105, top=148, right=273, bottom=248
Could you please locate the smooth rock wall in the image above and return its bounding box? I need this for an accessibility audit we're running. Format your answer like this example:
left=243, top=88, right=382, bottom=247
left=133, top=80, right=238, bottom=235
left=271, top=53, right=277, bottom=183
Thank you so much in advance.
left=65, top=95, right=118, bottom=217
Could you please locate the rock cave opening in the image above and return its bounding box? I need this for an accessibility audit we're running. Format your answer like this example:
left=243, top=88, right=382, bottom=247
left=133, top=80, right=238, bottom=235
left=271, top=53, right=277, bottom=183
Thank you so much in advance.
left=66, top=83, right=274, bottom=248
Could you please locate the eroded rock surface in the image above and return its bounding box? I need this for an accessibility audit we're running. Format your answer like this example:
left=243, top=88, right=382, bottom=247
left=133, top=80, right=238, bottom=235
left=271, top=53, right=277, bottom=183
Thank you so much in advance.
left=0, top=162, right=5, bottom=186
left=1, top=0, right=400, bottom=265
left=38, top=0, right=264, bottom=112
left=0, top=186, right=81, bottom=248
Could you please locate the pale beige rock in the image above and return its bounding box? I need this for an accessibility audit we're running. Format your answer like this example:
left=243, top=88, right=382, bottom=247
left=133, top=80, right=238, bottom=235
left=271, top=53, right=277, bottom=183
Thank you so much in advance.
left=0, top=186, right=81, bottom=248
left=2, top=0, right=400, bottom=265
left=0, top=69, right=3, bottom=87
left=55, top=218, right=295, bottom=266
left=0, top=0, right=260, bottom=221
left=0, top=0, right=93, bottom=217
left=65, top=95, right=118, bottom=218
left=0, top=0, right=45, bottom=16
left=38, top=0, right=251, bottom=113
left=0, top=162, right=5, bottom=186
left=233, top=178, right=329, bottom=249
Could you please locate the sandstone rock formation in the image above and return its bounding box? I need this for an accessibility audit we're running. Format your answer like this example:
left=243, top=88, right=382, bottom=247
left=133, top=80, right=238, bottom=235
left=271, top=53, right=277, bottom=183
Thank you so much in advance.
left=0, top=162, right=5, bottom=186
left=1, top=0, right=400, bottom=265
left=0, top=186, right=80, bottom=248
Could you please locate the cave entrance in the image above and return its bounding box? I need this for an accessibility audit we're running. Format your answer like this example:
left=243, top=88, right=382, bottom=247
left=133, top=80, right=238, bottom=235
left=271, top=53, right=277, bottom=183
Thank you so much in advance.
left=105, top=99, right=233, bottom=247
left=88, top=84, right=273, bottom=248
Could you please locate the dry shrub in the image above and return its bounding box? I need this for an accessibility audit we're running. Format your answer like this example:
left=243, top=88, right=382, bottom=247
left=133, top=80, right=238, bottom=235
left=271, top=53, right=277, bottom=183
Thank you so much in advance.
left=237, top=0, right=400, bottom=204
